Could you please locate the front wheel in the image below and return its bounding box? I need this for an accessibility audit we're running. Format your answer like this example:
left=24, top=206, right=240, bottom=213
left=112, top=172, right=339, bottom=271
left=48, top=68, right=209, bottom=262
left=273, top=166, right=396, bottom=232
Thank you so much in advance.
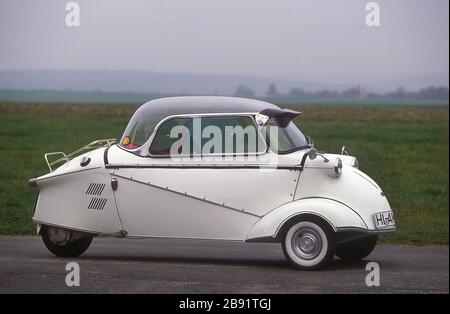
left=282, top=220, right=335, bottom=270
left=336, top=235, right=378, bottom=261
left=41, top=225, right=93, bottom=257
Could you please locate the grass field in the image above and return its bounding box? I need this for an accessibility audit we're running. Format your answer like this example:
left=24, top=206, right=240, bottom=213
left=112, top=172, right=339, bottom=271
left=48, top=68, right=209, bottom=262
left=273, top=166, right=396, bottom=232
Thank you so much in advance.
left=0, top=102, right=448, bottom=244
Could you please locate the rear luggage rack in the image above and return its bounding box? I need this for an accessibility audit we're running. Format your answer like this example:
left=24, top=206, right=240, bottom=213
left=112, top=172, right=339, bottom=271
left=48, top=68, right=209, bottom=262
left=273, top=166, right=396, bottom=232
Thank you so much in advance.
left=44, top=139, right=116, bottom=172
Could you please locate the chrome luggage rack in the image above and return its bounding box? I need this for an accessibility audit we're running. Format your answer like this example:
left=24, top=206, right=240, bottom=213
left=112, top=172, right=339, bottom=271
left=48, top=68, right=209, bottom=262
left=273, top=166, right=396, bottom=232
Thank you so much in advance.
left=44, top=138, right=116, bottom=172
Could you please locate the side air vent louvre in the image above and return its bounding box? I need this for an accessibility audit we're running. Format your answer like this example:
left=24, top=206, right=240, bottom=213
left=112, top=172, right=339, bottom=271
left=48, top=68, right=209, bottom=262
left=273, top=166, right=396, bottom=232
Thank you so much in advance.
left=86, top=183, right=106, bottom=195
left=88, top=197, right=107, bottom=210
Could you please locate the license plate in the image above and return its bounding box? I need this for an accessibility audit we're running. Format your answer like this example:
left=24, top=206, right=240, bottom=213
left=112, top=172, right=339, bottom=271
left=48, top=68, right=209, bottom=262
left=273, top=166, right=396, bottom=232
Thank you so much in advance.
left=373, top=211, right=395, bottom=229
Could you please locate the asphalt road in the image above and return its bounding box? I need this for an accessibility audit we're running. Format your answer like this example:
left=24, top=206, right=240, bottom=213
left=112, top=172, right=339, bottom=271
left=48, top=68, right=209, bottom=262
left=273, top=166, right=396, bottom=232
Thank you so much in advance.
left=0, top=236, right=448, bottom=294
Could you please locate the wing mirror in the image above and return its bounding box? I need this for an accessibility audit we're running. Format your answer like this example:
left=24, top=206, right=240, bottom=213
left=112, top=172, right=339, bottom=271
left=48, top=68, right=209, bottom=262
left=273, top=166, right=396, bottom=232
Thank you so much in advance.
left=303, top=148, right=342, bottom=177
left=307, top=148, right=329, bottom=163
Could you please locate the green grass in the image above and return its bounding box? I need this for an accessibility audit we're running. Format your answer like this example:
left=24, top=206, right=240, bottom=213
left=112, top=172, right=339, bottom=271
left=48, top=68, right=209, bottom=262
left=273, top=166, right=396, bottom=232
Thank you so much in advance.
left=0, top=110, right=130, bottom=234
left=0, top=102, right=448, bottom=244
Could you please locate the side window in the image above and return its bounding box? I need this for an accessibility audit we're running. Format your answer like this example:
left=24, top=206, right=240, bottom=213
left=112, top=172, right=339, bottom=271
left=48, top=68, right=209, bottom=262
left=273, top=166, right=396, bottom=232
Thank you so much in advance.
left=149, top=118, right=192, bottom=156
left=149, top=116, right=266, bottom=157
left=265, top=119, right=293, bottom=152
left=199, top=116, right=265, bottom=154
left=264, top=119, right=309, bottom=153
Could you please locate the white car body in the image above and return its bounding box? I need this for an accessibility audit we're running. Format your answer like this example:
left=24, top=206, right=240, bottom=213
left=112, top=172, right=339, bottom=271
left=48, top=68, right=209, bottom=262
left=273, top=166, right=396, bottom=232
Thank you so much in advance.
left=30, top=96, right=396, bottom=269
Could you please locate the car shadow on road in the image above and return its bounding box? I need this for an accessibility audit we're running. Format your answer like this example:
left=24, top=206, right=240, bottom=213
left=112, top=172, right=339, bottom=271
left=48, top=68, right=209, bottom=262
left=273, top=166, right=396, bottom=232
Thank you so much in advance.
left=72, top=253, right=394, bottom=271
left=76, top=254, right=291, bottom=269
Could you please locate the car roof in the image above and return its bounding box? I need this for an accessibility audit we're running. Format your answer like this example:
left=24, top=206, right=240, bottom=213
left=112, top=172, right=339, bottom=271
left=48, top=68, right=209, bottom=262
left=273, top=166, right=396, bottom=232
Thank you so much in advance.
left=120, top=97, right=281, bottom=148
left=137, top=96, right=280, bottom=115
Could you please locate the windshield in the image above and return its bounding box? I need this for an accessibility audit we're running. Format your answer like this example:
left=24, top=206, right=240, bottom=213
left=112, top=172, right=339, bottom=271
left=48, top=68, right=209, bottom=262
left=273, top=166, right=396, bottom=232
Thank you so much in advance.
left=120, top=110, right=163, bottom=149
left=264, top=119, right=309, bottom=153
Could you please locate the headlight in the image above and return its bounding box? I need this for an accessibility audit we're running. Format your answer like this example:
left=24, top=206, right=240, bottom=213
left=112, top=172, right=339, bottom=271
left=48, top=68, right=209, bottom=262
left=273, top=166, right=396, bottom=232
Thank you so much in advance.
left=352, top=158, right=359, bottom=169
left=334, top=158, right=343, bottom=177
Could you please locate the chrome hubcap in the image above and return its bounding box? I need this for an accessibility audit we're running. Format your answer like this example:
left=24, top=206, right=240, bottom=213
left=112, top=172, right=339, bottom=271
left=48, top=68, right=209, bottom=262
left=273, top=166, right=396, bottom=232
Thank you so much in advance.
left=292, top=227, right=323, bottom=260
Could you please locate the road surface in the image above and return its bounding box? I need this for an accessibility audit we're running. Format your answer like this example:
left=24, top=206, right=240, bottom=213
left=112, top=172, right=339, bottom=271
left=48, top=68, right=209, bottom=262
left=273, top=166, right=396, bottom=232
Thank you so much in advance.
left=0, top=236, right=448, bottom=293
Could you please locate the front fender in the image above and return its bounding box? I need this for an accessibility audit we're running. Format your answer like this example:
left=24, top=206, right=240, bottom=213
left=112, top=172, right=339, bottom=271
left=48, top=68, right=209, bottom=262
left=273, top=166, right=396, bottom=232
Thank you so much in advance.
left=245, top=198, right=367, bottom=241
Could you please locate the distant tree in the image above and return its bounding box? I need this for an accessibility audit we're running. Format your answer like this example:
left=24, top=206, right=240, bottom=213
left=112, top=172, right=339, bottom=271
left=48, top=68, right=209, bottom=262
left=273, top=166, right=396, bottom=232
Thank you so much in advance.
left=367, top=92, right=381, bottom=99
left=416, top=86, right=449, bottom=101
left=342, top=85, right=361, bottom=98
left=289, top=88, right=307, bottom=98
left=393, top=87, right=406, bottom=100
left=314, top=89, right=340, bottom=98
left=266, top=83, right=279, bottom=98
left=233, top=85, right=255, bottom=98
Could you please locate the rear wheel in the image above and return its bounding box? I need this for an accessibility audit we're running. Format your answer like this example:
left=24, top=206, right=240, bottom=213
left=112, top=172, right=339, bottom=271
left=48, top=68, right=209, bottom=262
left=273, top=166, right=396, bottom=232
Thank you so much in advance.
left=282, top=220, right=335, bottom=270
left=41, top=225, right=93, bottom=257
left=336, top=235, right=378, bottom=261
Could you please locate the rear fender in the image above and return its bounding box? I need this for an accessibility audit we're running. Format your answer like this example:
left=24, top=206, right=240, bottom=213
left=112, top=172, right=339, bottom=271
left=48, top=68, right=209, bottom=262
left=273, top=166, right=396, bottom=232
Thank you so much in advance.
left=33, top=167, right=122, bottom=235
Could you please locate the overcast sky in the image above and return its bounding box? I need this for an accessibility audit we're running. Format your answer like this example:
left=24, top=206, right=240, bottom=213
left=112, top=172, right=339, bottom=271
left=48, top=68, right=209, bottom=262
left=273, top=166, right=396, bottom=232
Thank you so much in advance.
left=0, top=0, right=448, bottom=88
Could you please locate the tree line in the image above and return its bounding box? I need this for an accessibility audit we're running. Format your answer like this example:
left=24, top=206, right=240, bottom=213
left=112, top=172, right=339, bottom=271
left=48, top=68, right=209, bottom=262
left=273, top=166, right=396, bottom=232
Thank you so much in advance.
left=234, top=84, right=449, bottom=103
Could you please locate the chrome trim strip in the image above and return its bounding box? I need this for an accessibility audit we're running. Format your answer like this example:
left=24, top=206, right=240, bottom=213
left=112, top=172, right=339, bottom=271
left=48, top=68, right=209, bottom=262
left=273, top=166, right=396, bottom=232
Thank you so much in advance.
left=122, top=234, right=246, bottom=242
left=147, top=113, right=267, bottom=158
left=336, top=226, right=397, bottom=234
left=119, top=112, right=263, bottom=156
left=36, top=167, right=102, bottom=182
left=106, top=164, right=301, bottom=170
left=353, top=170, right=380, bottom=190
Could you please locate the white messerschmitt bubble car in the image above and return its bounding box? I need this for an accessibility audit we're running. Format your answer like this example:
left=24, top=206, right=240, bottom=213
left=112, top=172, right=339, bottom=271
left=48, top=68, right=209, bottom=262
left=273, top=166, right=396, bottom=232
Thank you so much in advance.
left=29, top=96, right=396, bottom=270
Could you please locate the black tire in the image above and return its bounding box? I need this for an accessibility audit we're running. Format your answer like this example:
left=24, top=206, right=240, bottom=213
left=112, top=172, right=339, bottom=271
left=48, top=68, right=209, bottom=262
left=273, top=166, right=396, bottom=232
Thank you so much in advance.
left=41, top=225, right=93, bottom=258
left=336, top=235, right=378, bottom=261
left=281, top=219, right=335, bottom=270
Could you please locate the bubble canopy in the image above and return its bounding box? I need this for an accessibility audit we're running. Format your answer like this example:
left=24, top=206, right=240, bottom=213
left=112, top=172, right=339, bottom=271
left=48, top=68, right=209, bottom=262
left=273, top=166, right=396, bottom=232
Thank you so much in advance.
left=120, top=96, right=280, bottom=149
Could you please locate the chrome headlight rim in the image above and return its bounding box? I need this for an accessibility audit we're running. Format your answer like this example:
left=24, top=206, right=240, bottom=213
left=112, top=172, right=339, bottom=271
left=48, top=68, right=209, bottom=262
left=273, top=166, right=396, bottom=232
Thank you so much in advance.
left=352, top=158, right=359, bottom=169
left=335, top=158, right=343, bottom=177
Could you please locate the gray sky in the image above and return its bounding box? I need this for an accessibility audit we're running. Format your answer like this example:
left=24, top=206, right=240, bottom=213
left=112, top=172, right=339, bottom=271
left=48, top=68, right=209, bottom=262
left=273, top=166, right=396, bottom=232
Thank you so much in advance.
left=0, top=0, right=448, bottom=89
